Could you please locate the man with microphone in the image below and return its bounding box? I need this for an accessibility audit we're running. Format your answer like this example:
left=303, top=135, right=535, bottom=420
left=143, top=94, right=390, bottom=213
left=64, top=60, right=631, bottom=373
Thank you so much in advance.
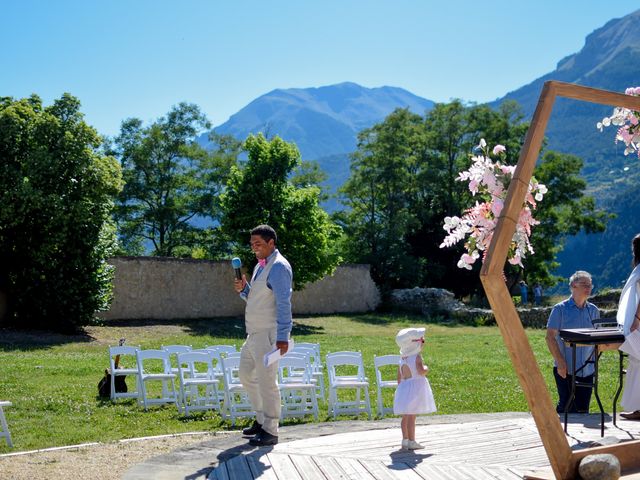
left=233, top=224, right=292, bottom=446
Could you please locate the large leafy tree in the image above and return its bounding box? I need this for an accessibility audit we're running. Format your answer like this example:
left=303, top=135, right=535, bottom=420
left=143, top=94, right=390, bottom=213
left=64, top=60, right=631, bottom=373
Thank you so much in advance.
left=340, top=100, right=608, bottom=297
left=111, top=104, right=238, bottom=257
left=340, top=108, right=427, bottom=290
left=221, top=134, right=341, bottom=289
left=413, top=101, right=531, bottom=295
left=0, top=94, right=123, bottom=332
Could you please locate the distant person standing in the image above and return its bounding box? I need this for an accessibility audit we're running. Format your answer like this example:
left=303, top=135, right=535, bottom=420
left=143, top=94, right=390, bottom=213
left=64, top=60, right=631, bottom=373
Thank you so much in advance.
left=545, top=271, right=600, bottom=413
left=519, top=280, right=529, bottom=305
left=534, top=283, right=543, bottom=306
left=233, top=224, right=293, bottom=446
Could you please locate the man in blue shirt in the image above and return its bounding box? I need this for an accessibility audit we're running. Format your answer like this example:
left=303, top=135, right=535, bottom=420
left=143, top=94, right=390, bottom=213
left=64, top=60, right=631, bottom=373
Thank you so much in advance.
left=545, top=271, right=600, bottom=413
left=233, top=225, right=293, bottom=446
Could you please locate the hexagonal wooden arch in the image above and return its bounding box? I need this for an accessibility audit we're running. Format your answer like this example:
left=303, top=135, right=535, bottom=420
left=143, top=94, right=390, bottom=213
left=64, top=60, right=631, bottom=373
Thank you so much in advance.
left=480, top=81, right=640, bottom=480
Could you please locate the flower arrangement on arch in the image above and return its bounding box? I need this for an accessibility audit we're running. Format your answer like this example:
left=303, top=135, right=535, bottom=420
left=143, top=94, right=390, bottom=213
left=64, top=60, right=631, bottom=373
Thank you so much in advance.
left=596, top=86, right=640, bottom=159
left=440, top=139, right=547, bottom=270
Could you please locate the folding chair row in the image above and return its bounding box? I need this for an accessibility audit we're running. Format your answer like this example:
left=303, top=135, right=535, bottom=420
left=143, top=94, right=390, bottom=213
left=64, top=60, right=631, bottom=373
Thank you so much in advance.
left=106, top=344, right=237, bottom=413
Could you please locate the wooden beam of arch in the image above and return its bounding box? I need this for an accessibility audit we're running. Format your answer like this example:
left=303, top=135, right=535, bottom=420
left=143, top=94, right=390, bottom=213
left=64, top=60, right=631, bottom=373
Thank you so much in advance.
left=480, top=81, right=640, bottom=480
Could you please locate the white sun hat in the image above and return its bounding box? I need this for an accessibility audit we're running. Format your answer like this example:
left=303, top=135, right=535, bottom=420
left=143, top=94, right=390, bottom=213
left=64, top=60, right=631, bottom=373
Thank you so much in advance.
left=395, top=327, right=426, bottom=356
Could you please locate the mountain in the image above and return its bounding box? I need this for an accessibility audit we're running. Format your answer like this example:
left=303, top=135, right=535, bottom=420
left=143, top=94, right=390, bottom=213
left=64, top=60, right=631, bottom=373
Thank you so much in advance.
left=201, top=9, right=640, bottom=289
left=212, top=82, right=434, bottom=160
left=492, top=8, right=640, bottom=290
left=493, top=8, right=640, bottom=182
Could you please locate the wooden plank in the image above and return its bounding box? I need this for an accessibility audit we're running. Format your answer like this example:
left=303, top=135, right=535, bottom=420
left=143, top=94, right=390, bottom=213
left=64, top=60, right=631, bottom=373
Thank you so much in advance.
left=245, top=451, right=278, bottom=480
left=488, top=466, right=528, bottom=479
left=288, top=453, right=328, bottom=480
left=410, top=463, right=451, bottom=480
left=429, top=464, right=476, bottom=480
left=569, top=440, right=640, bottom=477
left=224, top=454, right=253, bottom=479
left=551, top=81, right=640, bottom=110
left=312, top=455, right=349, bottom=479
left=334, top=456, right=377, bottom=479
left=267, top=453, right=303, bottom=480
left=211, top=462, right=230, bottom=480
left=357, top=459, right=402, bottom=480
left=456, top=465, right=505, bottom=480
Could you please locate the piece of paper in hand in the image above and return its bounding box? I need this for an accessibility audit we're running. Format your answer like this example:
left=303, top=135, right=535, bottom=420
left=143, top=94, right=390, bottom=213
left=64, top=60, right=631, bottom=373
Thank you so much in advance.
left=263, top=339, right=294, bottom=367
left=620, top=329, right=640, bottom=360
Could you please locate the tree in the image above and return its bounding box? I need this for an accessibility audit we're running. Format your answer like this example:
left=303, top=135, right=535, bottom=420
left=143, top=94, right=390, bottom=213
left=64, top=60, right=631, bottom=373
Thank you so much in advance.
left=339, top=108, right=426, bottom=290
left=111, top=104, right=238, bottom=257
left=339, top=99, right=607, bottom=298
left=0, top=94, right=123, bottom=332
left=413, top=101, right=531, bottom=296
left=221, top=134, right=341, bottom=289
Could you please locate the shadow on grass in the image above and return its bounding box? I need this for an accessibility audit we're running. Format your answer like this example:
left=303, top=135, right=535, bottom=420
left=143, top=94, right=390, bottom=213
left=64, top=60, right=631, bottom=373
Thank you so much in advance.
left=0, top=327, right=95, bottom=351
left=330, top=311, right=448, bottom=327
left=107, top=316, right=327, bottom=337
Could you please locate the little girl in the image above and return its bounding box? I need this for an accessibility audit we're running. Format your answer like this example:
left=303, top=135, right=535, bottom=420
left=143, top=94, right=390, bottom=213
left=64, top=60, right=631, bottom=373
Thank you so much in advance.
left=393, top=327, right=436, bottom=450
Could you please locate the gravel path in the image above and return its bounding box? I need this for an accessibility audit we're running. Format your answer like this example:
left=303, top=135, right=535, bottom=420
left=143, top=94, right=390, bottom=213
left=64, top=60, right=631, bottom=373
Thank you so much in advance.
left=0, top=432, right=219, bottom=480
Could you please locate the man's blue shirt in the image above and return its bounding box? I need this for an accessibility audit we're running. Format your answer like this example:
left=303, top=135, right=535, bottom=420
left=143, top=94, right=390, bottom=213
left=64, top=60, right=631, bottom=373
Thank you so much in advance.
left=547, top=296, right=600, bottom=376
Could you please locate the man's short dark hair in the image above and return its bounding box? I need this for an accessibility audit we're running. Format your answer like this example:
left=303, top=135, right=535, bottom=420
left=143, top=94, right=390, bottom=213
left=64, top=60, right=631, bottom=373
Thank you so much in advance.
left=251, top=224, right=277, bottom=243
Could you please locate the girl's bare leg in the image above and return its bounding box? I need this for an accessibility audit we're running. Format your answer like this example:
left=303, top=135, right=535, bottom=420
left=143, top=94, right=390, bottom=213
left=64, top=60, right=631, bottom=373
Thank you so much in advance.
left=401, top=415, right=409, bottom=440
left=407, top=414, right=416, bottom=441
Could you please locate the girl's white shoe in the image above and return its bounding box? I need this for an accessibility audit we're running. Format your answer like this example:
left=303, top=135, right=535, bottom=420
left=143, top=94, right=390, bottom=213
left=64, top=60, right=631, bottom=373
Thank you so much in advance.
left=407, top=440, right=424, bottom=450
left=401, top=439, right=409, bottom=450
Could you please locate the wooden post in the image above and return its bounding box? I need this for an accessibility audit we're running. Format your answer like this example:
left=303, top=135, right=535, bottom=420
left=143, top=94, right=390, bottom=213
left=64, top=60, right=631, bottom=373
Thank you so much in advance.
left=480, top=81, right=640, bottom=479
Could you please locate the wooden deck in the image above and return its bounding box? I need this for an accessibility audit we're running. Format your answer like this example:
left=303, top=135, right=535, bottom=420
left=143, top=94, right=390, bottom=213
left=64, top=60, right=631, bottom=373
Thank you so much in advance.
left=209, top=415, right=640, bottom=479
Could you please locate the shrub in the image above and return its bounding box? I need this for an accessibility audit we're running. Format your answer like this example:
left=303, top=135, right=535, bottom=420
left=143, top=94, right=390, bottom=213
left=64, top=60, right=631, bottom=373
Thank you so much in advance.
left=0, top=94, right=123, bottom=331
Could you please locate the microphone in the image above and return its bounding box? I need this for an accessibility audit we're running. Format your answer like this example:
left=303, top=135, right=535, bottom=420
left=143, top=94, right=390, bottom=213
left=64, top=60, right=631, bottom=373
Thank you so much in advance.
left=231, top=257, right=242, bottom=280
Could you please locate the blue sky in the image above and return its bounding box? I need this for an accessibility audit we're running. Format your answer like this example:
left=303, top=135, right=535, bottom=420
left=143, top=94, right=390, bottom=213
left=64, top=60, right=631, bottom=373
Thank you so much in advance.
left=2, top=1, right=637, bottom=137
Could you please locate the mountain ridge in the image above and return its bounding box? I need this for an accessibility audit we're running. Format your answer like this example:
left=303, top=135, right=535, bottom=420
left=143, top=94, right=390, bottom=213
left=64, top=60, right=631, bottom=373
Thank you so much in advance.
left=211, top=82, right=434, bottom=159
left=205, top=8, right=640, bottom=288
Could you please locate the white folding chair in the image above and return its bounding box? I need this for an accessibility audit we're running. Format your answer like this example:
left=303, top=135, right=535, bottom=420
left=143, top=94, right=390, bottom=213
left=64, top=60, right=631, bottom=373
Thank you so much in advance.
left=108, top=345, right=141, bottom=401
left=278, top=355, right=319, bottom=420
left=326, top=351, right=372, bottom=419
left=220, top=355, right=254, bottom=425
left=205, top=344, right=237, bottom=357
left=374, top=354, right=400, bottom=417
left=0, top=401, right=13, bottom=448
left=136, top=349, right=178, bottom=410
left=176, top=351, right=220, bottom=416
left=162, top=345, right=193, bottom=376
left=292, top=343, right=325, bottom=401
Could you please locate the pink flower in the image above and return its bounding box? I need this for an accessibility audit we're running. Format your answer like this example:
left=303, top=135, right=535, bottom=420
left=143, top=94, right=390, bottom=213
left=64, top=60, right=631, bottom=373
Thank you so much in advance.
left=492, top=144, right=506, bottom=155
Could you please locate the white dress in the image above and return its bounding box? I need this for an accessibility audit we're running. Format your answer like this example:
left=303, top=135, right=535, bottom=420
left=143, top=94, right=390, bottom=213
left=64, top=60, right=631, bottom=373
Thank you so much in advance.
left=393, top=354, right=437, bottom=415
left=619, top=266, right=640, bottom=411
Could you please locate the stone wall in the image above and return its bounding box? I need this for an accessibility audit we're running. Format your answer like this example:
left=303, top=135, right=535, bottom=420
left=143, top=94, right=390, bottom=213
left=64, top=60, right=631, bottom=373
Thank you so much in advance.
left=100, top=257, right=380, bottom=320
left=388, top=287, right=620, bottom=328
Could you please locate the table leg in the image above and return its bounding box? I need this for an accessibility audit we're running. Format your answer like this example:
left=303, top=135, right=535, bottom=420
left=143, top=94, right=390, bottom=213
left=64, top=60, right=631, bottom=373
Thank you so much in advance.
left=564, top=344, right=577, bottom=433
left=613, top=351, right=625, bottom=427
left=593, top=351, right=604, bottom=437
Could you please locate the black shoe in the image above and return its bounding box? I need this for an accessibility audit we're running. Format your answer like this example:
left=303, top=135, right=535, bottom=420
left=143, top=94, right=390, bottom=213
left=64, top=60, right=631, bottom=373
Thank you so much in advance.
left=249, top=430, right=278, bottom=446
left=242, top=420, right=262, bottom=436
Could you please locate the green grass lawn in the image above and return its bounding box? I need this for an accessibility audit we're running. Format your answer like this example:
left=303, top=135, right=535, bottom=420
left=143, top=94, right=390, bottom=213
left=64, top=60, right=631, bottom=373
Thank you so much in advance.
left=0, top=313, right=625, bottom=453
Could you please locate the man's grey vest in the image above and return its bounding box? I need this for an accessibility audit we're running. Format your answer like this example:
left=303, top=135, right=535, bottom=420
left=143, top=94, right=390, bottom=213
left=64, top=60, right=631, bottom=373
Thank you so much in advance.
left=245, top=251, right=284, bottom=334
